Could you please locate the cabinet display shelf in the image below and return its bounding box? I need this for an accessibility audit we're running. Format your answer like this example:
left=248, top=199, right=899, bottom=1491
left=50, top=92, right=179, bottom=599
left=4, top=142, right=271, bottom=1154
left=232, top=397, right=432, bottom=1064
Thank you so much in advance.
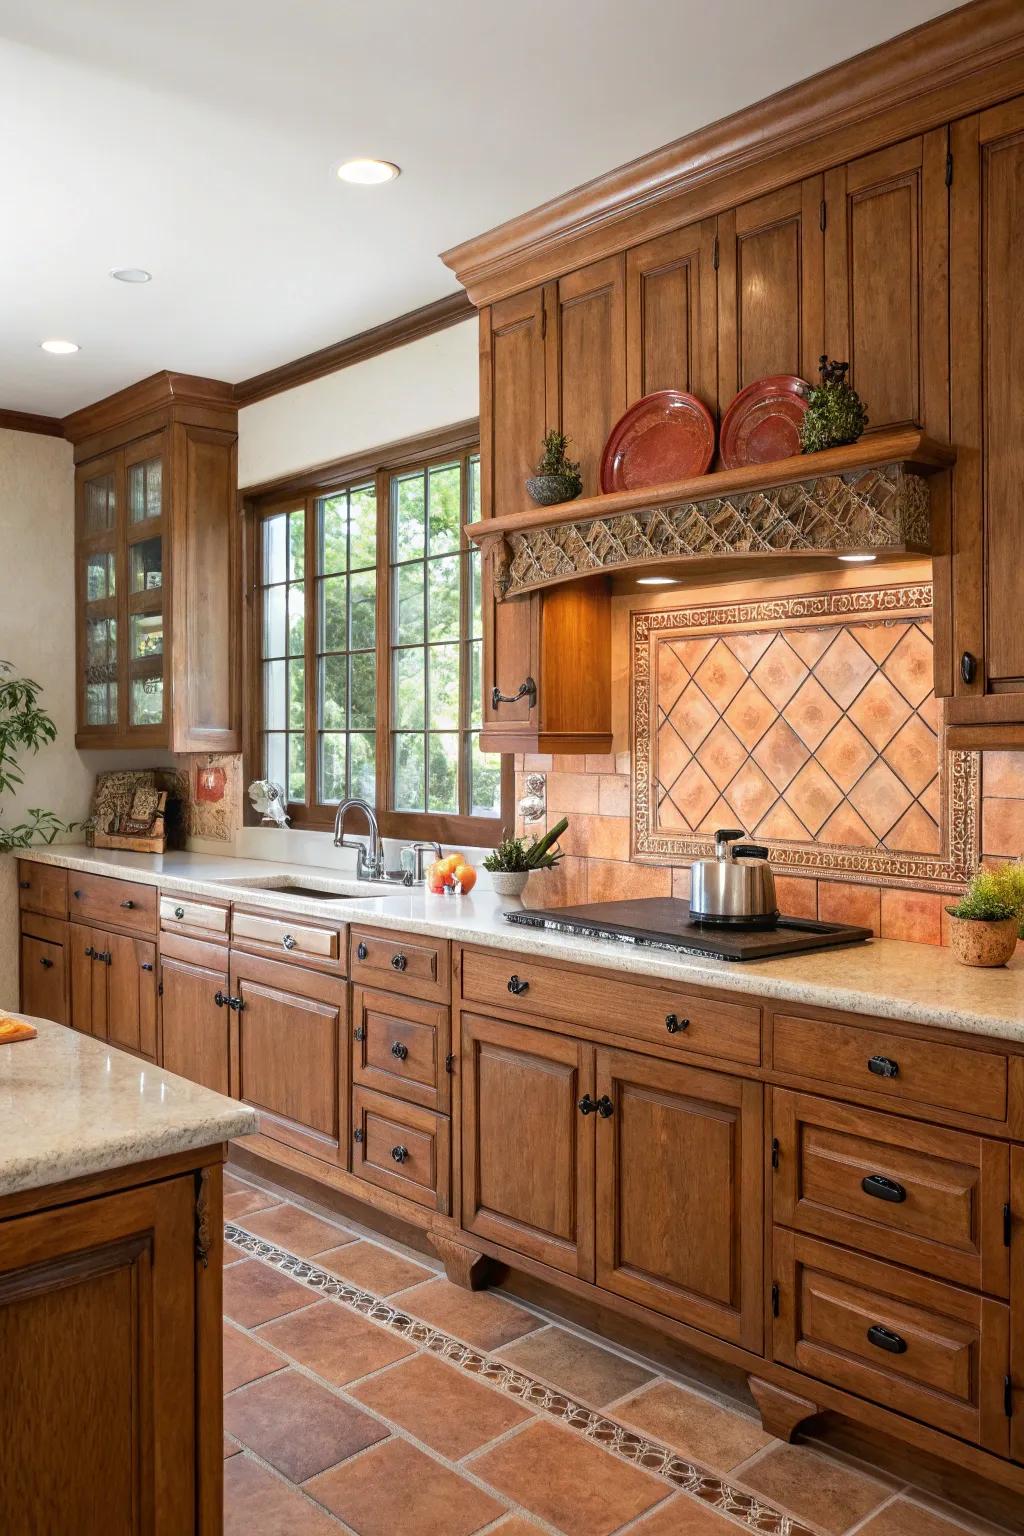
left=466, top=431, right=955, bottom=600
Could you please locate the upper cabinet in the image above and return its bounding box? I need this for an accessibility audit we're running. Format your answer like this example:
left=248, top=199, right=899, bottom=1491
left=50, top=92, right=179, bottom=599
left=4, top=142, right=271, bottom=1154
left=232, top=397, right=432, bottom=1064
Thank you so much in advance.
left=946, top=96, right=1024, bottom=747
left=68, top=373, right=239, bottom=752
left=625, top=220, right=717, bottom=409
left=549, top=256, right=627, bottom=496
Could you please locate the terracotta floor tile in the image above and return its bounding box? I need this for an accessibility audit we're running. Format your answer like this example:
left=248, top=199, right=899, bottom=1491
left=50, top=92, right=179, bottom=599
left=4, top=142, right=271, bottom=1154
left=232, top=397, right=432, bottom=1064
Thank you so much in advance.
left=222, top=1259, right=314, bottom=1328
left=737, top=1443, right=891, bottom=1534
left=470, top=1419, right=668, bottom=1536
left=223, top=1240, right=246, bottom=1268
left=486, top=1520, right=545, bottom=1534
left=240, top=1202, right=357, bottom=1257
left=395, top=1277, right=542, bottom=1351
left=223, top=1172, right=253, bottom=1196
left=858, top=1502, right=1005, bottom=1536
left=257, top=1298, right=414, bottom=1385
left=350, top=1352, right=532, bottom=1457
left=631, top=1495, right=747, bottom=1533
left=223, top=1188, right=282, bottom=1220
left=224, top=1452, right=341, bottom=1536
left=223, top=1368, right=387, bottom=1483
left=306, top=1437, right=503, bottom=1536
left=223, top=1320, right=286, bottom=1393
left=317, top=1238, right=432, bottom=1295
left=614, top=1381, right=771, bottom=1472
left=223, top=1434, right=241, bottom=1459
left=497, top=1325, right=653, bottom=1407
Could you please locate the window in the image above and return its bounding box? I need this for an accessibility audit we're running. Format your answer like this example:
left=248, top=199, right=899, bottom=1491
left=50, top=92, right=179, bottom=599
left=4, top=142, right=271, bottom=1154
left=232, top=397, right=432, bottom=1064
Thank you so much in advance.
left=249, top=427, right=510, bottom=841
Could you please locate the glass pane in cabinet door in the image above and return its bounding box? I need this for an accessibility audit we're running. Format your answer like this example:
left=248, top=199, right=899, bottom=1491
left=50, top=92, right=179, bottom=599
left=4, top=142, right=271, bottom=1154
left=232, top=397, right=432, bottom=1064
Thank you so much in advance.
left=84, top=473, right=116, bottom=534
left=130, top=675, right=163, bottom=726
left=85, top=551, right=115, bottom=603
left=85, top=681, right=118, bottom=726
left=130, top=612, right=163, bottom=659
left=128, top=457, right=162, bottom=523
left=85, top=616, right=117, bottom=670
left=130, top=537, right=162, bottom=593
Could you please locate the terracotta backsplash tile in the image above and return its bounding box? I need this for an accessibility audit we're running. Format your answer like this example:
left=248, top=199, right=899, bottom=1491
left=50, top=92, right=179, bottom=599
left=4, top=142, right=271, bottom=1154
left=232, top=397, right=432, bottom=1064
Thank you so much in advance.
left=598, top=774, right=630, bottom=817
left=879, top=888, right=943, bottom=945
left=546, top=772, right=600, bottom=815
left=982, top=796, right=1024, bottom=857
left=818, top=881, right=881, bottom=935
left=586, top=859, right=671, bottom=903
left=773, top=875, right=818, bottom=919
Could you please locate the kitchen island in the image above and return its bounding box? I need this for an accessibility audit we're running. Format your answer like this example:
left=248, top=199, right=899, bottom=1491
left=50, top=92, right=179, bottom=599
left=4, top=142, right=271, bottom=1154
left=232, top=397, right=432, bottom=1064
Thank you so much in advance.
left=0, top=1016, right=255, bottom=1534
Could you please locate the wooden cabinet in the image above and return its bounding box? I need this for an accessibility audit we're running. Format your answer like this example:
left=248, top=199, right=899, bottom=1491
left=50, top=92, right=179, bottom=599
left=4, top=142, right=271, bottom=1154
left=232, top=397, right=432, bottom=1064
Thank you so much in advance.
left=69, top=921, right=157, bottom=1058
left=594, top=1048, right=763, bottom=1348
left=351, top=1086, right=449, bottom=1213
left=68, top=373, right=238, bottom=752
left=460, top=1012, right=594, bottom=1277
left=17, top=859, right=67, bottom=919
left=626, top=220, right=718, bottom=409
left=160, top=944, right=231, bottom=1095
left=946, top=95, right=1024, bottom=745
left=20, top=922, right=68, bottom=1026
left=230, top=952, right=348, bottom=1168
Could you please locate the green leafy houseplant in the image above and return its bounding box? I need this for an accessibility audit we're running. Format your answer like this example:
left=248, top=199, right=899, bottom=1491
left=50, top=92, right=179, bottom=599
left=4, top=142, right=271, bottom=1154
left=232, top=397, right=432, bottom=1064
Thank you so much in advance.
left=483, top=817, right=568, bottom=896
left=526, top=432, right=583, bottom=506
left=799, top=357, right=869, bottom=454
left=945, top=864, right=1024, bottom=967
left=0, top=661, right=72, bottom=853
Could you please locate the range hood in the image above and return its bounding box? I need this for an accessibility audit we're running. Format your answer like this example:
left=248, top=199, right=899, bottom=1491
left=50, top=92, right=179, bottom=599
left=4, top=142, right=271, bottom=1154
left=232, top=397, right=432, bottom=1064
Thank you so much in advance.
left=466, top=430, right=954, bottom=600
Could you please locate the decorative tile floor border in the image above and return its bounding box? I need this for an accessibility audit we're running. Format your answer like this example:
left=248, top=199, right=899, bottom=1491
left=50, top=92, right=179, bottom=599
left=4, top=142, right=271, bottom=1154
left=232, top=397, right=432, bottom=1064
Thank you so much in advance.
left=226, top=1223, right=816, bottom=1536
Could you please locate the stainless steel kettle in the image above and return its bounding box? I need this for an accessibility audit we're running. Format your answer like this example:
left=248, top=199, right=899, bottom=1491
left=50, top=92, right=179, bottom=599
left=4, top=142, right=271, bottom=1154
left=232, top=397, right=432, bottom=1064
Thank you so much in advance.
left=689, top=828, right=778, bottom=928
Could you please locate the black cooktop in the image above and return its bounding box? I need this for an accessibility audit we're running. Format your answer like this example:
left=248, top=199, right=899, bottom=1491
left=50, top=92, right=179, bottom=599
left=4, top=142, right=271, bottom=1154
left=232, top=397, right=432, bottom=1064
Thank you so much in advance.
left=504, top=897, right=872, bottom=962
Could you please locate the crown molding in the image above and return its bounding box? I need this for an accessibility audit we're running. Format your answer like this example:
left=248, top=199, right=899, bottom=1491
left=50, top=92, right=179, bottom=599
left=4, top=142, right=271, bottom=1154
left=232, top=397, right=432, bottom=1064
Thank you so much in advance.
left=62, top=370, right=237, bottom=446
left=442, top=0, right=1024, bottom=305
left=0, top=408, right=65, bottom=439
left=232, top=290, right=474, bottom=406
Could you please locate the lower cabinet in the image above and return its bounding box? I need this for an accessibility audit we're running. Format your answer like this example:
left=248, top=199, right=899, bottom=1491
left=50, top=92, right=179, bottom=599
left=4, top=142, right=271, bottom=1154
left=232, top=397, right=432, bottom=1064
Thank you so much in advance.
left=20, top=920, right=68, bottom=1025
left=352, top=1086, right=449, bottom=1213
left=69, top=921, right=157, bottom=1058
left=160, top=949, right=231, bottom=1095
left=230, top=951, right=348, bottom=1167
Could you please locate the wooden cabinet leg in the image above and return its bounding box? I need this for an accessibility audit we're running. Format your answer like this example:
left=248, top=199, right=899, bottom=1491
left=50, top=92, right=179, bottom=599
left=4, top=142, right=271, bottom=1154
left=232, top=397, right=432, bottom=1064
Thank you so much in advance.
left=429, top=1232, right=492, bottom=1291
left=748, top=1376, right=821, bottom=1442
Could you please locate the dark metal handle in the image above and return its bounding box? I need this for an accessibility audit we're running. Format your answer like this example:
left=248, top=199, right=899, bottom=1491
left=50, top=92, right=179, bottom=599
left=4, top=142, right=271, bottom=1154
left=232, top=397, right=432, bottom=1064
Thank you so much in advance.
left=391, top=953, right=407, bottom=971
left=507, top=974, right=529, bottom=995
left=714, top=828, right=745, bottom=845
left=214, top=990, right=228, bottom=1008
left=961, top=651, right=977, bottom=685
left=578, top=1094, right=598, bottom=1116
left=862, top=1173, right=907, bottom=1203
left=141, top=962, right=153, bottom=972
left=39, top=957, right=54, bottom=969
left=73, top=889, right=83, bottom=900
left=18, top=879, right=30, bottom=890
left=867, top=1324, right=907, bottom=1355
left=391, top=1145, right=408, bottom=1164
left=282, top=933, right=297, bottom=951
left=356, top=941, right=368, bottom=960
left=665, top=1014, right=690, bottom=1034
left=228, top=995, right=245, bottom=1012
left=353, top=1128, right=364, bottom=1143
left=868, top=1055, right=899, bottom=1079
left=84, top=944, right=95, bottom=957
left=95, top=950, right=111, bottom=965
left=734, top=844, right=769, bottom=860
left=596, top=1095, right=614, bottom=1119
left=491, top=676, right=537, bottom=708
left=391, top=1041, right=409, bottom=1061
left=173, top=905, right=186, bottom=920
left=353, top=1025, right=366, bottom=1041
left=120, top=899, right=135, bottom=909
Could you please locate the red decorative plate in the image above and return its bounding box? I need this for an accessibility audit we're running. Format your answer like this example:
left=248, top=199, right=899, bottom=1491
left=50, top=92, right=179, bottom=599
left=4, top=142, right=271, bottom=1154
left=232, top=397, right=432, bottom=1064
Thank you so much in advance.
left=600, top=390, right=715, bottom=492
left=719, top=375, right=810, bottom=469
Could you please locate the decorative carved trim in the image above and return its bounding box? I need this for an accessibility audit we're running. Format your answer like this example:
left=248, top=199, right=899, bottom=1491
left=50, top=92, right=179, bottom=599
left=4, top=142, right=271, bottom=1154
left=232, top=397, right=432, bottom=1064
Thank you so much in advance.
left=631, top=584, right=979, bottom=893
left=195, top=1168, right=213, bottom=1268
left=498, top=464, right=931, bottom=598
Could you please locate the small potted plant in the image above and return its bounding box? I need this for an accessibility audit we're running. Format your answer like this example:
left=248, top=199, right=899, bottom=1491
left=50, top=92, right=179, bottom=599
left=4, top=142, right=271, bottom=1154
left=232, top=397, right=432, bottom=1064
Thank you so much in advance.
left=945, top=863, right=1024, bottom=967
left=526, top=432, right=583, bottom=507
left=483, top=817, right=568, bottom=898
left=799, top=357, right=869, bottom=454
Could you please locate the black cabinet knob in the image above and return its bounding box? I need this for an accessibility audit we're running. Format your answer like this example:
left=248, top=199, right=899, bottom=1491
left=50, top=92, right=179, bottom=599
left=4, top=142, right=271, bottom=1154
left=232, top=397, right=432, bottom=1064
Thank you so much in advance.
left=282, top=934, right=297, bottom=951
left=353, top=1128, right=364, bottom=1143
left=596, top=1095, right=615, bottom=1119
left=867, top=1055, right=899, bottom=1079
left=391, top=1145, right=409, bottom=1164
left=174, top=905, right=185, bottom=920
left=665, top=1014, right=690, bottom=1034
left=141, top=962, right=154, bottom=972
left=960, top=651, right=977, bottom=685
left=18, top=879, right=30, bottom=890
left=391, top=953, right=407, bottom=971
left=353, top=1025, right=366, bottom=1041
left=867, top=1324, right=907, bottom=1355
left=507, top=974, right=529, bottom=996
left=578, top=1094, right=598, bottom=1116
left=39, top=957, right=54, bottom=969
left=214, top=991, right=228, bottom=1008
left=862, top=1173, right=907, bottom=1203
left=120, top=899, right=134, bottom=909
left=84, top=945, right=95, bottom=957
left=356, top=941, right=368, bottom=960
left=391, top=1041, right=409, bottom=1061
left=73, top=889, right=83, bottom=900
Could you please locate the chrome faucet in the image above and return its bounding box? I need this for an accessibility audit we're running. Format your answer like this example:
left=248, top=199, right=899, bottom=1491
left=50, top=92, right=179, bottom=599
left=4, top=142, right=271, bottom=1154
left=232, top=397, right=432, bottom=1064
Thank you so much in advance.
left=333, top=798, right=383, bottom=880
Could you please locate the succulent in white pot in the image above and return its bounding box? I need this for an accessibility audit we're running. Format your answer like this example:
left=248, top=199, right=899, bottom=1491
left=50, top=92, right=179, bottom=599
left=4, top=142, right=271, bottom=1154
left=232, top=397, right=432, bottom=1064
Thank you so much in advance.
left=483, top=818, right=568, bottom=899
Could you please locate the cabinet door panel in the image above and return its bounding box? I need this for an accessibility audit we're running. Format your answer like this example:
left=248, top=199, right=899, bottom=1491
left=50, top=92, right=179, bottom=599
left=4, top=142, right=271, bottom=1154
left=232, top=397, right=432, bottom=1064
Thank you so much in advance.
left=70, top=923, right=106, bottom=1039
left=232, top=957, right=347, bottom=1167
left=552, top=256, right=626, bottom=496
left=460, top=1012, right=594, bottom=1278
left=626, top=221, right=717, bottom=409
left=107, top=933, right=158, bottom=1058
left=717, top=179, right=823, bottom=411
left=595, top=1048, right=763, bottom=1350
left=20, top=933, right=67, bottom=1025
left=160, top=954, right=230, bottom=1094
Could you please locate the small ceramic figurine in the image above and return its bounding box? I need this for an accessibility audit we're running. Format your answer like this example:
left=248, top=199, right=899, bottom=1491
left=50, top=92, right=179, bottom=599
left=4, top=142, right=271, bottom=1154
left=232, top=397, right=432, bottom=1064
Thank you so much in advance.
left=248, top=779, right=290, bottom=826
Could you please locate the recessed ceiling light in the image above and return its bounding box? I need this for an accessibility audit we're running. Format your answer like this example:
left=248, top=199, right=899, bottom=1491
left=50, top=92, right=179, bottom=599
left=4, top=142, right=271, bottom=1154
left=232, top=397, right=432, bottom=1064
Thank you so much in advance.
left=337, top=158, right=400, bottom=185
left=637, top=575, right=679, bottom=586
left=838, top=552, right=877, bottom=563
left=40, top=338, right=79, bottom=355
left=110, top=267, right=152, bottom=283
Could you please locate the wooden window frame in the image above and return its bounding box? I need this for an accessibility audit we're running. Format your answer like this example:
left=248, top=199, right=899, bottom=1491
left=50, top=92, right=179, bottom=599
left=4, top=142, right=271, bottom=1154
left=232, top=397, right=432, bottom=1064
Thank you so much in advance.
left=243, top=420, right=512, bottom=846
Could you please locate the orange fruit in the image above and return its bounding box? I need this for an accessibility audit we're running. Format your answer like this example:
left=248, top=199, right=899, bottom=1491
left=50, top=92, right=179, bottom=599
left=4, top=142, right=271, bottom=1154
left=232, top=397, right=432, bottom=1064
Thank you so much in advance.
left=444, top=850, right=466, bottom=868
left=453, top=863, right=477, bottom=893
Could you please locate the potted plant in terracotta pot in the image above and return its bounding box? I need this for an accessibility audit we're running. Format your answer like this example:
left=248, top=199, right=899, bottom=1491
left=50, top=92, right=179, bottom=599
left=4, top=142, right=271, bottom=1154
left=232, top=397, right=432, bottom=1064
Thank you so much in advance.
left=526, top=432, right=583, bottom=507
left=945, top=863, right=1024, bottom=967
left=483, top=818, right=568, bottom=898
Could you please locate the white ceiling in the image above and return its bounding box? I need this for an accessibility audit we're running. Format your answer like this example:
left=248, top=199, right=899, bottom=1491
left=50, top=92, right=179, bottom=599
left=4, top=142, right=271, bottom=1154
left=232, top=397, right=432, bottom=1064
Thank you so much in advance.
left=1, top=0, right=956, bottom=417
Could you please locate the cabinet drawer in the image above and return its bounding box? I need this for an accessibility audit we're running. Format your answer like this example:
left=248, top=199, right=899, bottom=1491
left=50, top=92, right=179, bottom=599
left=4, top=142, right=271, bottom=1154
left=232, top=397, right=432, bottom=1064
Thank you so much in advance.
left=772, top=1091, right=1010, bottom=1293
left=17, top=861, right=67, bottom=919
left=352, top=1086, right=449, bottom=1213
left=352, top=986, right=450, bottom=1112
left=351, top=927, right=449, bottom=1003
left=20, top=933, right=67, bottom=1026
left=231, top=907, right=344, bottom=971
left=68, top=873, right=157, bottom=935
left=461, top=947, right=760, bottom=1066
left=771, top=1012, right=1007, bottom=1124
left=773, top=1230, right=1010, bottom=1452
left=159, top=894, right=228, bottom=943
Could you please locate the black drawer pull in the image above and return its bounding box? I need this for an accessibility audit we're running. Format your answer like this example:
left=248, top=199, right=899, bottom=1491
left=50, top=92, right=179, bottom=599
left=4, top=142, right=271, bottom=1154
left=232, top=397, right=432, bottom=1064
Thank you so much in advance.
left=391, top=1041, right=409, bottom=1061
left=867, top=1324, right=907, bottom=1355
left=141, top=962, right=154, bottom=972
left=84, top=944, right=95, bottom=958
left=18, top=879, right=30, bottom=890
left=391, top=953, right=407, bottom=971
left=353, top=1128, right=364, bottom=1143
left=862, top=1173, right=907, bottom=1203
left=227, top=995, right=245, bottom=1012
left=867, top=1054, right=899, bottom=1079
left=665, top=1014, right=690, bottom=1034
left=174, top=905, right=185, bottom=920
left=596, top=1095, right=615, bottom=1119
left=39, top=957, right=54, bottom=969
left=213, top=991, right=228, bottom=1008
left=73, top=889, right=83, bottom=900
left=961, top=650, right=977, bottom=685
left=507, top=974, right=529, bottom=996
left=356, top=941, right=368, bottom=960
left=491, top=676, right=537, bottom=708
left=578, top=1094, right=598, bottom=1116
left=353, top=1025, right=366, bottom=1041
left=282, top=933, right=297, bottom=951
left=120, top=899, right=135, bottom=909
left=391, top=1144, right=409, bottom=1164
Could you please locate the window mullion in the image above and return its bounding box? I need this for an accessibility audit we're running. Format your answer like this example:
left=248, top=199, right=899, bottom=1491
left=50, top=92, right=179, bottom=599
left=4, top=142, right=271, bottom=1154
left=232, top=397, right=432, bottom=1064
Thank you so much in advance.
left=374, top=468, right=391, bottom=818
left=457, top=450, right=471, bottom=817
left=304, top=494, right=317, bottom=811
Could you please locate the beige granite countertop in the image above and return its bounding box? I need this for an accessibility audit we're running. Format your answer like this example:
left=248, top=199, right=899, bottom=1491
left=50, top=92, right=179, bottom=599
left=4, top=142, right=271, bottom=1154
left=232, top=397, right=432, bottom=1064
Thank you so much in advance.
left=18, top=845, right=1024, bottom=1045
left=0, top=1015, right=256, bottom=1198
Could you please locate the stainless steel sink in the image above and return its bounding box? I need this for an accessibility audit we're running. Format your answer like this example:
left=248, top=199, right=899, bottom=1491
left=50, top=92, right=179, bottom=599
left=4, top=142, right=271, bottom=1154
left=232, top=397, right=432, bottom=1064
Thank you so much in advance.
left=215, top=877, right=396, bottom=900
